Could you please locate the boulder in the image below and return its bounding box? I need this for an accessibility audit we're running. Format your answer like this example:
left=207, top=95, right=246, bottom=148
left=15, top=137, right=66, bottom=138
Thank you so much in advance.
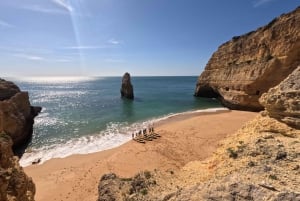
left=98, top=171, right=155, bottom=201
left=0, top=79, right=41, bottom=149
left=194, top=7, right=300, bottom=111
left=120, top=72, right=134, bottom=99
left=260, top=66, right=300, bottom=129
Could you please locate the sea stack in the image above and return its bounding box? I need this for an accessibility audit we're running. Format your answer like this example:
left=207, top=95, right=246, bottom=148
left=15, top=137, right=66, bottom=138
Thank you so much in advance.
left=120, top=72, right=134, bottom=100
left=194, top=7, right=300, bottom=111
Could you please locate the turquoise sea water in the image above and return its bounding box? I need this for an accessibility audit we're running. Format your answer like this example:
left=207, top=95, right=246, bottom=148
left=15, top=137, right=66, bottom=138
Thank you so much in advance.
left=10, top=76, right=221, bottom=166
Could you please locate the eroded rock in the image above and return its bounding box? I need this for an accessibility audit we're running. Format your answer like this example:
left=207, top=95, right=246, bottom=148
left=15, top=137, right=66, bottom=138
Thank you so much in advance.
left=98, top=171, right=155, bottom=201
left=120, top=72, right=134, bottom=99
left=195, top=7, right=300, bottom=111
left=0, top=79, right=20, bottom=101
left=260, top=66, right=300, bottom=129
left=0, top=79, right=41, bottom=149
left=0, top=132, right=35, bottom=201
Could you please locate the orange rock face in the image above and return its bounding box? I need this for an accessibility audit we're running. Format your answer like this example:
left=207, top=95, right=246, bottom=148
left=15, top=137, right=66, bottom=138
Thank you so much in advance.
left=0, top=79, right=39, bottom=200
left=0, top=79, right=41, bottom=148
left=0, top=133, right=35, bottom=201
left=195, top=7, right=300, bottom=111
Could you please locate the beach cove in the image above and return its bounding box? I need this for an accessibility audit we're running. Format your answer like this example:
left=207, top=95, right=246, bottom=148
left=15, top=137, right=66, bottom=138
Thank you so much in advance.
left=0, top=3, right=299, bottom=200
left=25, top=110, right=257, bottom=201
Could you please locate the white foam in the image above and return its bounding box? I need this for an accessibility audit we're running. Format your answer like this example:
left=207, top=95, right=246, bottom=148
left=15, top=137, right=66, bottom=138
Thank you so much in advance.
left=20, top=107, right=228, bottom=167
left=20, top=127, right=132, bottom=167
left=152, top=107, right=229, bottom=122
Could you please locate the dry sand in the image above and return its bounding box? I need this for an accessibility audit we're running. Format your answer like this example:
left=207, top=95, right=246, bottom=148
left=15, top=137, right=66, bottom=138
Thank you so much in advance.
left=24, top=110, right=257, bottom=201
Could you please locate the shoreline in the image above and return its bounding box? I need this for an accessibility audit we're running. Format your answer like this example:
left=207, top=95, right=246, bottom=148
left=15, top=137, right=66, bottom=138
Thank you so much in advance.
left=24, top=109, right=257, bottom=201
left=20, top=107, right=228, bottom=167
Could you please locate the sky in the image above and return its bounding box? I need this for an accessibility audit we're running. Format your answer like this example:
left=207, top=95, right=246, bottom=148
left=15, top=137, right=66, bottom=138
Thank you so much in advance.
left=0, top=0, right=299, bottom=77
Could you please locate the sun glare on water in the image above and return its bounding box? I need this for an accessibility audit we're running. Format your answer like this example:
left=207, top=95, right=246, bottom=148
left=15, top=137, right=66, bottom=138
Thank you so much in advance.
left=14, top=76, right=97, bottom=83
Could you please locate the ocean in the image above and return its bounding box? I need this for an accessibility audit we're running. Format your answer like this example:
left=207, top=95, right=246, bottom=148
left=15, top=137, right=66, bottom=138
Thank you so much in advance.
left=10, top=76, right=222, bottom=166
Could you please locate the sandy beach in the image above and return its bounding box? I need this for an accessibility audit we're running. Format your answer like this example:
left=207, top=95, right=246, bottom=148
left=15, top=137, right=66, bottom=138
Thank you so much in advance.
left=24, top=110, right=257, bottom=201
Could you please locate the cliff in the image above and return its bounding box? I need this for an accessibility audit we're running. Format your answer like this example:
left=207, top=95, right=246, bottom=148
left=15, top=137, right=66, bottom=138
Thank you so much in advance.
left=0, top=132, right=35, bottom=201
left=0, top=79, right=39, bottom=200
left=194, top=7, right=300, bottom=111
left=0, top=79, right=41, bottom=149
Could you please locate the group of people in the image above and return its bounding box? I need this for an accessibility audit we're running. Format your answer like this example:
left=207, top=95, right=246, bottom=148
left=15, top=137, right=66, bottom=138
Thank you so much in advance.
left=132, top=124, right=155, bottom=139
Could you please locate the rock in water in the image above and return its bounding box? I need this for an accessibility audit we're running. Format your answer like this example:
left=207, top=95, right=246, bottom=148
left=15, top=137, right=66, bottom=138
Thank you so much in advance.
left=260, top=66, right=300, bottom=129
left=194, top=7, right=300, bottom=111
left=120, top=72, right=134, bottom=99
left=0, top=78, right=41, bottom=149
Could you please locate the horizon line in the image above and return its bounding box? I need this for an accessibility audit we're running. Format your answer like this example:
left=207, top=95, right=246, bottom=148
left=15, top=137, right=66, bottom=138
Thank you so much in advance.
left=3, top=74, right=200, bottom=78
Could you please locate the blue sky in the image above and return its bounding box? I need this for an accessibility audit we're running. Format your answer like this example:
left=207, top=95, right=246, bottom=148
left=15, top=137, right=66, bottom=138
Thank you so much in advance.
left=0, top=0, right=298, bottom=76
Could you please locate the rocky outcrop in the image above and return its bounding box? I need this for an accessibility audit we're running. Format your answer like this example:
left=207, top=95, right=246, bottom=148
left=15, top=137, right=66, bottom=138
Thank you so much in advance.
left=97, top=116, right=300, bottom=201
left=195, top=7, right=300, bottom=111
left=0, top=79, right=41, bottom=149
left=98, top=171, right=155, bottom=201
left=120, top=72, right=134, bottom=99
left=163, top=115, right=300, bottom=201
left=260, top=66, right=300, bottom=129
left=0, top=132, right=35, bottom=201
left=0, top=79, right=20, bottom=101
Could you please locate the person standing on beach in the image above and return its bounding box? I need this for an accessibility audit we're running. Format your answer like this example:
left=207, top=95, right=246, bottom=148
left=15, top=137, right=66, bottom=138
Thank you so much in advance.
left=151, top=124, right=154, bottom=133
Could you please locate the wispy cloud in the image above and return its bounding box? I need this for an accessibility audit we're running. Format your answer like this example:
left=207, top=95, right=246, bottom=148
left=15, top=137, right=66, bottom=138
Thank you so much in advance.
left=0, top=20, right=14, bottom=28
left=13, top=53, right=74, bottom=63
left=1, top=46, right=75, bottom=62
left=0, top=47, right=53, bottom=55
left=104, top=58, right=125, bottom=63
left=53, top=59, right=72, bottom=62
left=253, top=0, right=275, bottom=7
left=52, top=0, right=73, bottom=12
left=63, top=45, right=109, bottom=50
left=20, top=1, right=90, bottom=17
left=13, top=53, right=45, bottom=61
left=22, top=5, right=68, bottom=15
left=108, top=39, right=121, bottom=45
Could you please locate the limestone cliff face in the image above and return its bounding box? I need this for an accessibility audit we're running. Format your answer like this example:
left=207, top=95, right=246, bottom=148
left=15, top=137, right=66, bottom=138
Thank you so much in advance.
left=0, top=133, right=35, bottom=201
left=260, top=66, right=300, bottom=129
left=0, top=79, right=41, bottom=149
left=195, top=7, right=300, bottom=111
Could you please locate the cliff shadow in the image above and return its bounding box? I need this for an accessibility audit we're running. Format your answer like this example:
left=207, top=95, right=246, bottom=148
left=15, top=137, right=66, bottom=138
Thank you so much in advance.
left=13, top=135, right=32, bottom=158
